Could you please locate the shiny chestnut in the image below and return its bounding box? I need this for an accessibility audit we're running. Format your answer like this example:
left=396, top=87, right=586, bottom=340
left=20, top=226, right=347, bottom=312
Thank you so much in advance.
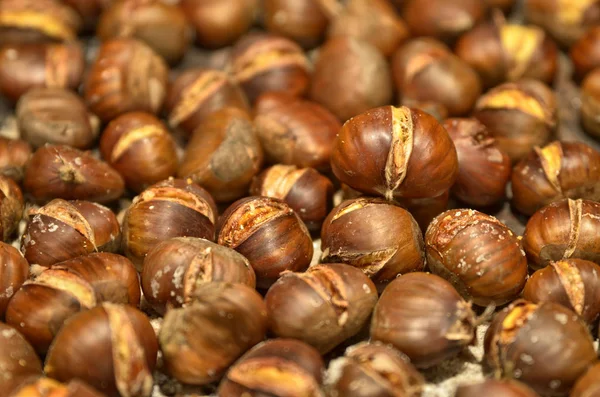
left=0, top=242, right=29, bottom=319
left=0, top=138, right=32, bottom=181
left=263, top=0, right=329, bottom=49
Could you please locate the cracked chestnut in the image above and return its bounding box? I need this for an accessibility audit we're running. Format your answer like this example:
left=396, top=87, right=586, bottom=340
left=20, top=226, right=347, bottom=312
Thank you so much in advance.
left=456, top=379, right=541, bottom=397
left=263, top=0, right=329, bottom=49
left=0, top=176, right=23, bottom=242
left=0, top=242, right=29, bottom=319
left=572, top=362, right=600, bottom=397
left=0, top=138, right=32, bottom=181
left=0, top=323, right=42, bottom=395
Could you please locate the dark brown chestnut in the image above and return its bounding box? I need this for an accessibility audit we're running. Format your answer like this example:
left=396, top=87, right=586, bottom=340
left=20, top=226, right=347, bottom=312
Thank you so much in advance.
left=444, top=118, right=511, bottom=207
left=265, top=263, right=377, bottom=353
left=141, top=237, right=255, bottom=314
left=219, top=338, right=325, bottom=397
left=474, top=79, right=557, bottom=163
left=456, top=379, right=541, bottom=397
left=523, top=199, right=600, bottom=270
left=217, top=196, right=313, bottom=288
left=84, top=38, right=168, bottom=123
left=572, top=362, right=600, bottom=397
left=326, top=341, right=424, bottom=397
left=395, top=190, right=451, bottom=232
left=0, top=138, right=32, bottom=181
left=44, top=303, right=158, bottom=397
left=570, top=26, right=600, bottom=80
left=0, top=242, right=29, bottom=319
left=62, top=0, right=111, bottom=31
left=10, top=378, right=108, bottom=397
left=370, top=272, right=476, bottom=368
left=252, top=93, right=340, bottom=171
left=331, top=106, right=458, bottom=200
left=320, top=198, right=425, bottom=286
left=581, top=68, right=600, bottom=138
left=484, top=300, right=597, bottom=396
left=0, top=42, right=84, bottom=103
left=159, top=282, right=267, bottom=385
left=178, top=107, right=264, bottom=203
left=0, top=176, right=24, bottom=242
left=310, top=37, right=392, bottom=122
left=263, top=0, right=330, bottom=49
left=0, top=323, right=42, bottom=395
left=392, top=38, right=482, bottom=117
left=99, top=112, right=178, bottom=193
left=250, top=165, right=333, bottom=233
left=425, top=209, right=528, bottom=306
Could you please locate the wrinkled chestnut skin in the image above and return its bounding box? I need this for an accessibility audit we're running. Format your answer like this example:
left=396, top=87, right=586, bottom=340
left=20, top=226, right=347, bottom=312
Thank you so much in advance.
left=0, top=323, right=42, bottom=396
left=444, top=118, right=511, bottom=207
left=229, top=34, right=311, bottom=103
left=581, top=68, right=600, bottom=138
left=141, top=237, right=256, bottom=315
left=392, top=38, right=482, bottom=117
left=455, top=20, right=558, bottom=89
left=219, top=338, right=325, bottom=397
left=370, top=273, right=476, bottom=369
left=253, top=93, right=340, bottom=171
left=180, top=0, right=258, bottom=49
left=97, top=0, right=190, bottom=64
left=84, top=38, right=168, bottom=123
left=0, top=138, right=31, bottom=182
left=321, top=198, right=425, bottom=286
left=217, top=196, right=313, bottom=288
left=310, top=37, right=392, bottom=122
left=512, top=141, right=600, bottom=215
left=122, top=178, right=217, bottom=269
left=263, top=0, right=329, bottom=49
left=572, top=362, right=600, bottom=397
left=523, top=199, right=600, bottom=270
left=100, top=112, right=178, bottom=193
left=250, top=165, right=333, bottom=233
left=0, top=42, right=84, bottom=103
left=17, top=87, right=99, bottom=149
left=523, top=259, right=600, bottom=325
left=165, top=68, right=250, bottom=137
left=159, top=282, right=267, bottom=385
left=45, top=303, right=158, bottom=397
left=11, top=378, right=108, bottom=397
left=571, top=27, right=600, bottom=81
left=456, top=379, right=541, bottom=397
left=178, top=107, right=263, bottom=203
left=0, top=176, right=24, bottom=242
left=484, top=300, right=597, bottom=396
left=326, top=341, right=424, bottom=397
left=332, top=106, right=458, bottom=200
left=266, top=263, right=378, bottom=354
left=21, top=199, right=120, bottom=269
left=474, top=79, right=557, bottom=163
left=0, top=242, right=29, bottom=319
left=23, top=145, right=125, bottom=204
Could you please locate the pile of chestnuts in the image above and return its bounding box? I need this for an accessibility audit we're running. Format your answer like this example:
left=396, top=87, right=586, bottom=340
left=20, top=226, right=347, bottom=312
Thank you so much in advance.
left=2, top=1, right=600, bottom=397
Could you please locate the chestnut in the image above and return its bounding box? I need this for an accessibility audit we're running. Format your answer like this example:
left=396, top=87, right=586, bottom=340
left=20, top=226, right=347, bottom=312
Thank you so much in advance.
left=180, top=0, right=258, bottom=49
left=263, top=0, right=329, bottom=49
left=571, top=27, right=600, bottom=81
left=253, top=93, right=341, bottom=171
left=228, top=33, right=311, bottom=103
left=250, top=165, right=333, bottom=233
left=484, top=300, right=597, bottom=396
left=512, top=141, right=600, bottom=215
left=401, top=99, right=449, bottom=122
left=391, top=38, right=482, bottom=117
left=370, top=272, right=476, bottom=368
left=265, top=263, right=378, bottom=353
left=331, top=106, right=458, bottom=200
left=16, top=87, right=100, bottom=149
left=23, top=145, right=125, bottom=204
left=44, top=303, right=158, bottom=397
left=62, top=0, right=111, bottom=31
left=159, top=282, right=267, bottom=385
left=141, top=237, right=256, bottom=315
left=455, top=20, right=558, bottom=88
left=219, top=338, right=324, bottom=396
left=178, top=107, right=263, bottom=203
left=523, top=199, right=600, bottom=270
left=0, top=42, right=84, bottom=103
left=100, top=112, right=178, bottom=193
left=165, top=68, right=250, bottom=137
left=121, top=178, right=217, bottom=269
left=474, top=79, right=557, bottom=163
left=456, top=379, right=541, bottom=397
left=0, top=176, right=24, bottom=242
left=320, top=198, right=425, bottom=286
left=84, top=38, right=168, bottom=123
left=425, top=209, right=528, bottom=306
left=21, top=199, right=120, bottom=269
left=581, top=68, right=600, bottom=138
left=0, top=137, right=32, bottom=181
left=11, top=378, right=108, bottom=397
left=401, top=0, right=485, bottom=44
left=395, top=190, right=450, bottom=232
left=310, top=37, right=392, bottom=122
left=523, top=259, right=600, bottom=326
left=217, top=196, right=313, bottom=288
left=443, top=118, right=511, bottom=207
left=0, top=323, right=43, bottom=395
left=572, top=362, right=600, bottom=397
left=326, top=341, right=424, bottom=397
left=97, top=0, right=190, bottom=64
left=0, top=242, right=29, bottom=319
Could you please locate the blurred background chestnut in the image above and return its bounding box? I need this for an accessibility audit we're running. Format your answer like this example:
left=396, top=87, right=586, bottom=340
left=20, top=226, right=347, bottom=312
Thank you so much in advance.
left=581, top=68, right=600, bottom=138
left=0, top=138, right=31, bottom=182
left=263, top=0, right=330, bottom=49
left=570, top=26, right=600, bottom=81
left=0, top=242, right=29, bottom=319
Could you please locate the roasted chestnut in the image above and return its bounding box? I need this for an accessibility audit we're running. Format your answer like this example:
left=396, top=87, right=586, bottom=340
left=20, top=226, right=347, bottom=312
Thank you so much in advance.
left=331, top=106, right=458, bottom=200
left=0, top=242, right=29, bottom=319
left=570, top=27, right=600, bottom=81
left=484, top=300, right=597, bottom=396
left=370, top=272, right=476, bottom=368
left=0, top=176, right=24, bottom=242
left=0, top=138, right=31, bottom=182
left=456, top=379, right=542, bottom=397
left=0, top=323, right=42, bottom=395
left=217, top=196, right=313, bottom=288
left=263, top=0, right=330, bottom=49
left=572, top=362, right=600, bottom=397
left=10, top=378, right=108, bottom=397
left=581, top=68, right=600, bottom=138
left=395, top=190, right=451, bottom=232
left=265, top=263, right=378, bottom=353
